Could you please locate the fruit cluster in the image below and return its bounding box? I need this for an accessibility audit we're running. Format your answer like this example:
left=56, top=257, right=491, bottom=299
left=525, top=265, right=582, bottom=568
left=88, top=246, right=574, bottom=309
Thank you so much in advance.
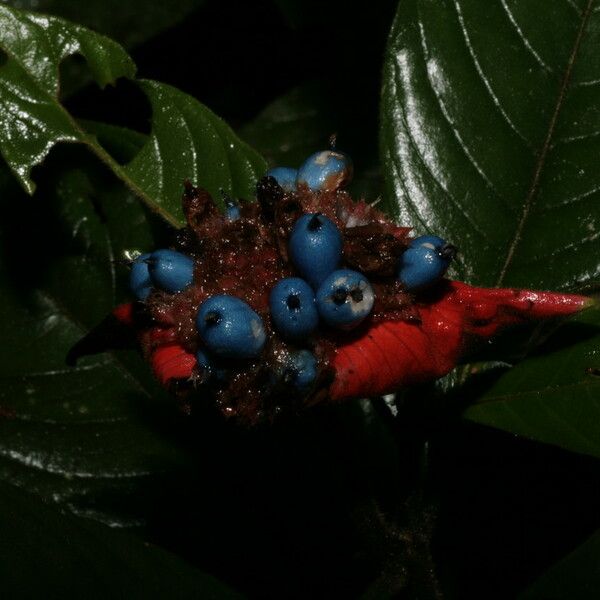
left=125, top=149, right=457, bottom=422
left=108, top=146, right=592, bottom=424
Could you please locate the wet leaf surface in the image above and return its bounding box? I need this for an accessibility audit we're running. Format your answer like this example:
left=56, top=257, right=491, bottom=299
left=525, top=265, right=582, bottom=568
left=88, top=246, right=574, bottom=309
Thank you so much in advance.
left=0, top=479, right=240, bottom=598
left=464, top=305, right=600, bottom=459
left=381, top=0, right=600, bottom=291
left=0, top=5, right=266, bottom=226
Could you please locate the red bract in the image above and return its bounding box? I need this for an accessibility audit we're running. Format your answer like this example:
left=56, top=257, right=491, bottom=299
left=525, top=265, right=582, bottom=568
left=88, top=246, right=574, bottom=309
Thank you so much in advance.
left=329, top=281, right=591, bottom=401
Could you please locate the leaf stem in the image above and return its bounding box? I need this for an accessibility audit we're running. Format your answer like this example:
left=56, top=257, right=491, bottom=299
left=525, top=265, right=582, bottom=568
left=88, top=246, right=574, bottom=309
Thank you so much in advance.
left=81, top=134, right=182, bottom=229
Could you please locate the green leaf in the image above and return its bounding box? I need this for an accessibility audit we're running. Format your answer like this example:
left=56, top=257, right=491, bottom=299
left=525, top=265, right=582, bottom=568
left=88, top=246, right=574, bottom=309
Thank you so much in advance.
left=464, top=305, right=600, bottom=459
left=0, top=5, right=267, bottom=227
left=6, top=0, right=207, bottom=50
left=381, top=0, right=600, bottom=291
left=0, top=5, right=136, bottom=192
left=240, top=81, right=337, bottom=169
left=125, top=80, right=267, bottom=210
left=0, top=151, right=193, bottom=526
left=520, top=528, right=600, bottom=600
left=0, top=480, right=239, bottom=598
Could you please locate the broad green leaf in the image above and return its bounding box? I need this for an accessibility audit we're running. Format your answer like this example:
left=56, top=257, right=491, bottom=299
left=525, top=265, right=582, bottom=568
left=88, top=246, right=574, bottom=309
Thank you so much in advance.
left=0, top=5, right=267, bottom=227
left=125, top=80, right=267, bottom=209
left=0, top=5, right=136, bottom=192
left=0, top=152, right=194, bottom=527
left=381, top=0, right=600, bottom=291
left=465, top=305, right=600, bottom=459
left=520, top=528, right=600, bottom=599
left=0, top=480, right=239, bottom=598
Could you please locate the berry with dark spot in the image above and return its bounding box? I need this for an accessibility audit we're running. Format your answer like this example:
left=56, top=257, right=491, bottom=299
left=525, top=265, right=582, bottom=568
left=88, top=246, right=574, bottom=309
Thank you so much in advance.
left=398, top=235, right=456, bottom=290
left=288, top=213, right=343, bottom=288
left=197, top=295, right=266, bottom=359
left=269, top=277, right=319, bottom=340
left=316, top=269, right=375, bottom=329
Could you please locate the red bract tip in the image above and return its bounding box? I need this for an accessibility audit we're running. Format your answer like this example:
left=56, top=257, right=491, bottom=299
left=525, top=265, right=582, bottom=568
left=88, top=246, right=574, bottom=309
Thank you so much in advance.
left=112, top=302, right=135, bottom=326
left=151, top=344, right=196, bottom=386
left=329, top=281, right=591, bottom=402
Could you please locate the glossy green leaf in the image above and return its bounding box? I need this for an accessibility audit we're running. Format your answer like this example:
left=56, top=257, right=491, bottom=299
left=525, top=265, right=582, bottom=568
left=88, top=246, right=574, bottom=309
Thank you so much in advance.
left=520, top=528, right=600, bottom=599
left=465, top=305, right=600, bottom=459
left=0, top=152, right=194, bottom=527
left=0, top=5, right=136, bottom=192
left=0, top=480, right=239, bottom=598
left=5, top=0, right=206, bottom=50
left=125, top=80, right=267, bottom=210
left=381, top=0, right=600, bottom=291
left=0, top=5, right=266, bottom=227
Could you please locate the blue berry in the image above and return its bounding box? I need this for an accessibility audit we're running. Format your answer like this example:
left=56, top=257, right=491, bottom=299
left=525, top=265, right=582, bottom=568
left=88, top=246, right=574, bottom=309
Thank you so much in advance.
left=266, top=167, right=298, bottom=192
left=196, top=349, right=229, bottom=382
left=281, top=350, right=318, bottom=390
left=398, top=235, right=456, bottom=290
left=224, top=199, right=241, bottom=221
left=129, top=252, right=153, bottom=300
left=147, top=249, right=194, bottom=294
left=288, top=213, right=343, bottom=288
left=296, top=150, right=353, bottom=192
left=196, top=295, right=266, bottom=359
left=316, top=269, right=375, bottom=329
left=269, top=277, right=319, bottom=340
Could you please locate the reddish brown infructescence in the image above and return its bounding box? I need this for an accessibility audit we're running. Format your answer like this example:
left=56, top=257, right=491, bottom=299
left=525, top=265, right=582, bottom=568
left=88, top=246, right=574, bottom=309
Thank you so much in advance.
left=92, top=178, right=592, bottom=425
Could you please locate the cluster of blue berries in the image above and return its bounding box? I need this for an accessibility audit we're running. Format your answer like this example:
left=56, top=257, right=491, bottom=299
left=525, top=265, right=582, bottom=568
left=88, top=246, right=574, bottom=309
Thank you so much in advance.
left=128, top=148, right=456, bottom=402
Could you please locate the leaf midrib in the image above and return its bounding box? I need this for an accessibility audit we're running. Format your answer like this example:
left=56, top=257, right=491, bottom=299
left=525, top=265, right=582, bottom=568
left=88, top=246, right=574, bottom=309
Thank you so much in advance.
left=496, top=0, right=596, bottom=286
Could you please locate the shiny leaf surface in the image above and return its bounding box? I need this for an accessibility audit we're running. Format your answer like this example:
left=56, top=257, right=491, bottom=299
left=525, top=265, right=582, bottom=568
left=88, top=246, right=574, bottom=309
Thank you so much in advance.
left=5, top=0, right=206, bottom=50
left=0, top=152, right=192, bottom=527
left=464, top=305, right=600, bottom=458
left=0, top=480, right=239, bottom=598
left=0, top=5, right=135, bottom=192
left=0, top=5, right=266, bottom=227
left=381, top=0, right=600, bottom=291
left=125, top=80, right=267, bottom=209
